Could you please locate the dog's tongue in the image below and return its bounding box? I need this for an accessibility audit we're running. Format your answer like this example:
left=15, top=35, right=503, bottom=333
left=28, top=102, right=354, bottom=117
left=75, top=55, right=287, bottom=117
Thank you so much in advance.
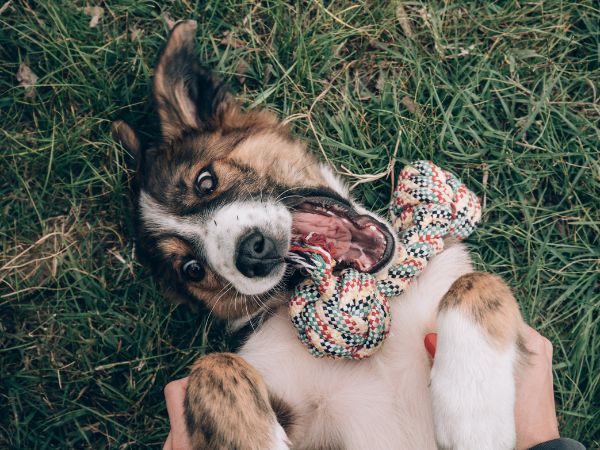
left=291, top=210, right=385, bottom=272
left=292, top=211, right=351, bottom=254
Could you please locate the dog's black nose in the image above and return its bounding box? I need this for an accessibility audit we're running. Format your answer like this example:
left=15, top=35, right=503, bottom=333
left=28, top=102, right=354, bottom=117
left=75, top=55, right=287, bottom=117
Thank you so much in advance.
left=236, top=231, right=281, bottom=278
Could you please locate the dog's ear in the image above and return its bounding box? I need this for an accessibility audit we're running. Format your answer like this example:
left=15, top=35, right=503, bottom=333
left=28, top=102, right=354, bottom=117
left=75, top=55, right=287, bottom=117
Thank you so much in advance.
left=112, top=120, right=141, bottom=163
left=153, top=20, right=234, bottom=142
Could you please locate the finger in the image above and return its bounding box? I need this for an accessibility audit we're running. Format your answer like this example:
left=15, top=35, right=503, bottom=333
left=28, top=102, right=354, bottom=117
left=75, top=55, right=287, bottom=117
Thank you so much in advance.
left=522, top=325, right=546, bottom=354
left=523, top=325, right=555, bottom=361
left=523, top=324, right=540, bottom=342
left=543, top=336, right=554, bottom=359
left=424, top=333, right=437, bottom=358
left=162, top=431, right=172, bottom=450
left=164, top=378, right=192, bottom=450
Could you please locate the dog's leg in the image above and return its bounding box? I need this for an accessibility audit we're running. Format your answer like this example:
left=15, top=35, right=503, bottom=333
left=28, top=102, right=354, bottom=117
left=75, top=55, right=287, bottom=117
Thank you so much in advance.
left=185, top=352, right=291, bottom=450
left=431, top=272, right=526, bottom=450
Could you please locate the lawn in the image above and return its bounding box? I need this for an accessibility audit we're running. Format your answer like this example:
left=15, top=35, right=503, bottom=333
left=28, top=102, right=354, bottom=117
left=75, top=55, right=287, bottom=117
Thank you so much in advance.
left=1, top=1, right=598, bottom=448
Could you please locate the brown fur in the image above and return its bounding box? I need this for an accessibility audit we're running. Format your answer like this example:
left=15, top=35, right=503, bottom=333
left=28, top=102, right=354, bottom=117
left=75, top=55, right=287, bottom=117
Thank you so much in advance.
left=228, top=132, right=325, bottom=187
left=185, top=353, right=284, bottom=450
left=158, top=237, right=191, bottom=257
left=439, top=272, right=524, bottom=348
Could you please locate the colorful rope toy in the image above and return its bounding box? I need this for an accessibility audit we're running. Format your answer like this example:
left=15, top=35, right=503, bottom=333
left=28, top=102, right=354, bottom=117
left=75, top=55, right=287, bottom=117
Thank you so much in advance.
left=288, top=160, right=481, bottom=359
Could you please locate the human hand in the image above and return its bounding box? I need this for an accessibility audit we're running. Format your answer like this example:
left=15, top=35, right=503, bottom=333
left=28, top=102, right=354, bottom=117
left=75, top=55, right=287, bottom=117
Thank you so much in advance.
left=424, top=326, right=559, bottom=450
left=513, top=326, right=560, bottom=449
left=162, top=377, right=192, bottom=450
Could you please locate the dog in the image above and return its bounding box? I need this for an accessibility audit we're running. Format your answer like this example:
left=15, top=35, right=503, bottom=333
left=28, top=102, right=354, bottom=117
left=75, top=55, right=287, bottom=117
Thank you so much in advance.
left=112, top=20, right=528, bottom=450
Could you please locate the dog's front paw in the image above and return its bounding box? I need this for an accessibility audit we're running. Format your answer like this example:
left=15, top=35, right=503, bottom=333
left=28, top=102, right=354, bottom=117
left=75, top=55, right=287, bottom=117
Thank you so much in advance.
left=186, top=353, right=291, bottom=450
left=431, top=310, right=517, bottom=450
left=431, top=273, right=524, bottom=450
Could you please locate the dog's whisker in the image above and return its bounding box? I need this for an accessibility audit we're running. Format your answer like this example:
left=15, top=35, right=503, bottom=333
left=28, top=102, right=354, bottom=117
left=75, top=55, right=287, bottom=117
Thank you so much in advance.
left=206, top=282, right=235, bottom=324
left=243, top=294, right=256, bottom=332
left=253, top=293, right=274, bottom=316
left=274, top=186, right=303, bottom=203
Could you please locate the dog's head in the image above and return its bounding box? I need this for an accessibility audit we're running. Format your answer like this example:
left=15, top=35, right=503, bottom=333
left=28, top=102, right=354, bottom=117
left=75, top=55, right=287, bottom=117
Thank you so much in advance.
left=113, top=21, right=396, bottom=320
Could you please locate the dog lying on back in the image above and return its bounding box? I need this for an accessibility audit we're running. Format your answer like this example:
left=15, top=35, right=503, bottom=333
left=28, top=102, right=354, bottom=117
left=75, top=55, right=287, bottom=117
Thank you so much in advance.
left=113, top=20, right=528, bottom=450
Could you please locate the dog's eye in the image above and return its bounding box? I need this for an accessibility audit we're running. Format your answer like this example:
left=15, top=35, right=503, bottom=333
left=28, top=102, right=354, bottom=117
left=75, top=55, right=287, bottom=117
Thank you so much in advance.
left=182, top=259, right=205, bottom=281
left=195, top=168, right=216, bottom=196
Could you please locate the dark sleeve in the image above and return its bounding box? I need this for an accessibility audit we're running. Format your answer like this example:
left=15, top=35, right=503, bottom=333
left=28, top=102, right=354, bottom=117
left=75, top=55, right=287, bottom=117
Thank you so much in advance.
left=529, top=438, right=586, bottom=450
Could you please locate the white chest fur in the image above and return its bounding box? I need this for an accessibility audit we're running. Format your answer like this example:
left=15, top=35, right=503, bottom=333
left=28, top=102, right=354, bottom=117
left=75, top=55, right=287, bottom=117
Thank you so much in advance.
left=239, top=244, right=473, bottom=450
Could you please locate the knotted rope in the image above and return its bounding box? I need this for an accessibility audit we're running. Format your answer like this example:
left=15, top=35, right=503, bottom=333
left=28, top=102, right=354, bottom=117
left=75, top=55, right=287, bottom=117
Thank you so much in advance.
left=288, top=161, right=481, bottom=359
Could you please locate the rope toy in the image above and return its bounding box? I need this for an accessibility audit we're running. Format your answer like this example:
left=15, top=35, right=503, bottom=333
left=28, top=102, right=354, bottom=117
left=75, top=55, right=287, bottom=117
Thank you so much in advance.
left=288, top=160, right=481, bottom=359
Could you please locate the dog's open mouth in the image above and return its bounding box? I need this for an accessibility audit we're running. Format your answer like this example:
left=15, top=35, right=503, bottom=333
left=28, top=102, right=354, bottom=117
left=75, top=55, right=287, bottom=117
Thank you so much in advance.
left=289, top=196, right=395, bottom=273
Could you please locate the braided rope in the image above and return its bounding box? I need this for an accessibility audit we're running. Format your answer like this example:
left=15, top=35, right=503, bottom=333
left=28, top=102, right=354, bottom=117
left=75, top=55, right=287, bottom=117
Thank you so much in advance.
left=289, top=161, right=481, bottom=359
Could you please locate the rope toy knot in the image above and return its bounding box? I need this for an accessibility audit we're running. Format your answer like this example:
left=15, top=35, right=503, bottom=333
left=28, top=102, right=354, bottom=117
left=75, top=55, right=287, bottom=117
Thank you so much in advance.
left=391, top=161, right=480, bottom=241
left=289, top=241, right=391, bottom=359
left=289, top=160, right=481, bottom=359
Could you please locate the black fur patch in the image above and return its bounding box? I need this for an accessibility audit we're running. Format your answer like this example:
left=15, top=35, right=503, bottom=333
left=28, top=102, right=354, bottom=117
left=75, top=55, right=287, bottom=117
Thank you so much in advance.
left=269, top=394, right=296, bottom=434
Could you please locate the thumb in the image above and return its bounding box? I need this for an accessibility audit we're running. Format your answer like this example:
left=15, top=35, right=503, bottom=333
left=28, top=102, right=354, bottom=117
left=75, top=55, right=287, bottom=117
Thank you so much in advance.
left=424, top=333, right=437, bottom=358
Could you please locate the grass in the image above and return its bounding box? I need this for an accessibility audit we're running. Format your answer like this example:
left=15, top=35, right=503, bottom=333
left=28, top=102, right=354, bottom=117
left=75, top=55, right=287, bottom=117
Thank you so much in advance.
left=1, top=0, right=598, bottom=448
